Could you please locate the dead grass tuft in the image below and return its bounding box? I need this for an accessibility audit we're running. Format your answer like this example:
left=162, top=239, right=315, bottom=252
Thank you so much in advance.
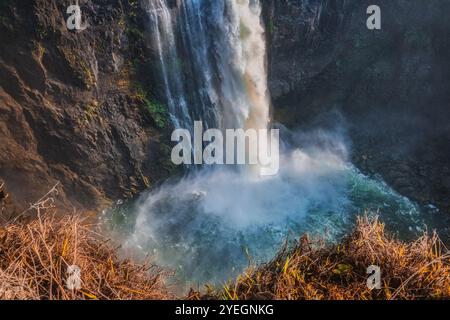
left=0, top=185, right=173, bottom=300
left=199, top=216, right=450, bottom=300
left=2, top=181, right=449, bottom=300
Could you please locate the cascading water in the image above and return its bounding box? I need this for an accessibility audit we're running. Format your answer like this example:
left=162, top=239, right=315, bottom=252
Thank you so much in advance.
left=105, top=0, right=435, bottom=287
left=207, top=0, right=271, bottom=130
left=143, top=0, right=192, bottom=129
left=145, top=0, right=270, bottom=131
left=178, top=0, right=219, bottom=128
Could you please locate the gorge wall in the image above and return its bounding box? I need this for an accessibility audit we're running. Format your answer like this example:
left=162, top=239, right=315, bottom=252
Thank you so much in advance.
left=0, top=0, right=175, bottom=214
left=263, top=0, right=450, bottom=211
left=0, top=0, right=449, bottom=214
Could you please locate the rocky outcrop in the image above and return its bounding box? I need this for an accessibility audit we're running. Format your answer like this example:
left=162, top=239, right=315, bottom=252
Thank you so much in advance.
left=263, top=0, right=450, bottom=211
left=0, top=0, right=174, bottom=211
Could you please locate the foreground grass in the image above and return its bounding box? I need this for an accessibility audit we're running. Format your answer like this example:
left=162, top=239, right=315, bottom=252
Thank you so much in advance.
left=194, top=216, right=450, bottom=300
left=0, top=209, right=172, bottom=300
left=1, top=184, right=449, bottom=300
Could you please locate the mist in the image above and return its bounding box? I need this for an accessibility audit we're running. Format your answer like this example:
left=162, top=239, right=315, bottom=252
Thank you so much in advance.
left=115, top=124, right=423, bottom=286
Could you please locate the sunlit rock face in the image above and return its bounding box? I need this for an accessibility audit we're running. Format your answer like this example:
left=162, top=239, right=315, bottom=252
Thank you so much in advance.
left=0, top=0, right=174, bottom=211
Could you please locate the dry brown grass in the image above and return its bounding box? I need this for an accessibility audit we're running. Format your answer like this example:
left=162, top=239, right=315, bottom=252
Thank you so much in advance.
left=196, top=216, right=450, bottom=300
left=2, top=181, right=449, bottom=300
left=0, top=185, right=173, bottom=300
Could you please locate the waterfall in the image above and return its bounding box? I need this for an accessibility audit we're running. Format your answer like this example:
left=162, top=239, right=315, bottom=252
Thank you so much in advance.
left=178, top=0, right=219, bottom=129
left=145, top=0, right=270, bottom=132
left=143, top=0, right=192, bottom=129
left=212, top=0, right=271, bottom=130
left=113, top=0, right=425, bottom=287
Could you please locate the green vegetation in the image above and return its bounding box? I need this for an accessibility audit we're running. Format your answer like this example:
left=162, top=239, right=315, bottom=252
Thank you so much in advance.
left=119, top=0, right=169, bottom=130
left=143, top=98, right=168, bottom=129
left=266, top=18, right=274, bottom=36
left=134, top=85, right=169, bottom=129
left=82, top=99, right=100, bottom=124
left=160, top=144, right=178, bottom=173
left=35, top=42, right=46, bottom=61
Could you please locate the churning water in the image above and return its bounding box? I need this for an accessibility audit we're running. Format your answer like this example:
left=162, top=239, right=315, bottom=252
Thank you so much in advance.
left=103, top=0, right=443, bottom=287
left=108, top=144, right=426, bottom=285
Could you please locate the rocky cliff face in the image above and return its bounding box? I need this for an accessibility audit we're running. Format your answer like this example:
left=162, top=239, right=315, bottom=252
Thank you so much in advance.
left=1, top=0, right=449, bottom=214
left=263, top=0, right=450, bottom=211
left=0, top=0, right=174, bottom=212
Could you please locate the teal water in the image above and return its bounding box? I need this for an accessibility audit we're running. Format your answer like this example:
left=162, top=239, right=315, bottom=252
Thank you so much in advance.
left=102, top=146, right=445, bottom=286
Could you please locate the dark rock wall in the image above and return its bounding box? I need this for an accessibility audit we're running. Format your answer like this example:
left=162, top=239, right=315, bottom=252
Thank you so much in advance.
left=0, top=0, right=174, bottom=211
left=1, top=0, right=449, bottom=213
left=263, top=0, right=450, bottom=210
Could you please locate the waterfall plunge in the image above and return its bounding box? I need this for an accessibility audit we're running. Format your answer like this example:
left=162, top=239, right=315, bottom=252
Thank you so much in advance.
left=111, top=0, right=425, bottom=286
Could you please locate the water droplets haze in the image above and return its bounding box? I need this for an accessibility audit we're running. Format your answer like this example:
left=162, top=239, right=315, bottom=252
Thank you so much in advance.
left=107, top=0, right=426, bottom=286
left=118, top=127, right=423, bottom=284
